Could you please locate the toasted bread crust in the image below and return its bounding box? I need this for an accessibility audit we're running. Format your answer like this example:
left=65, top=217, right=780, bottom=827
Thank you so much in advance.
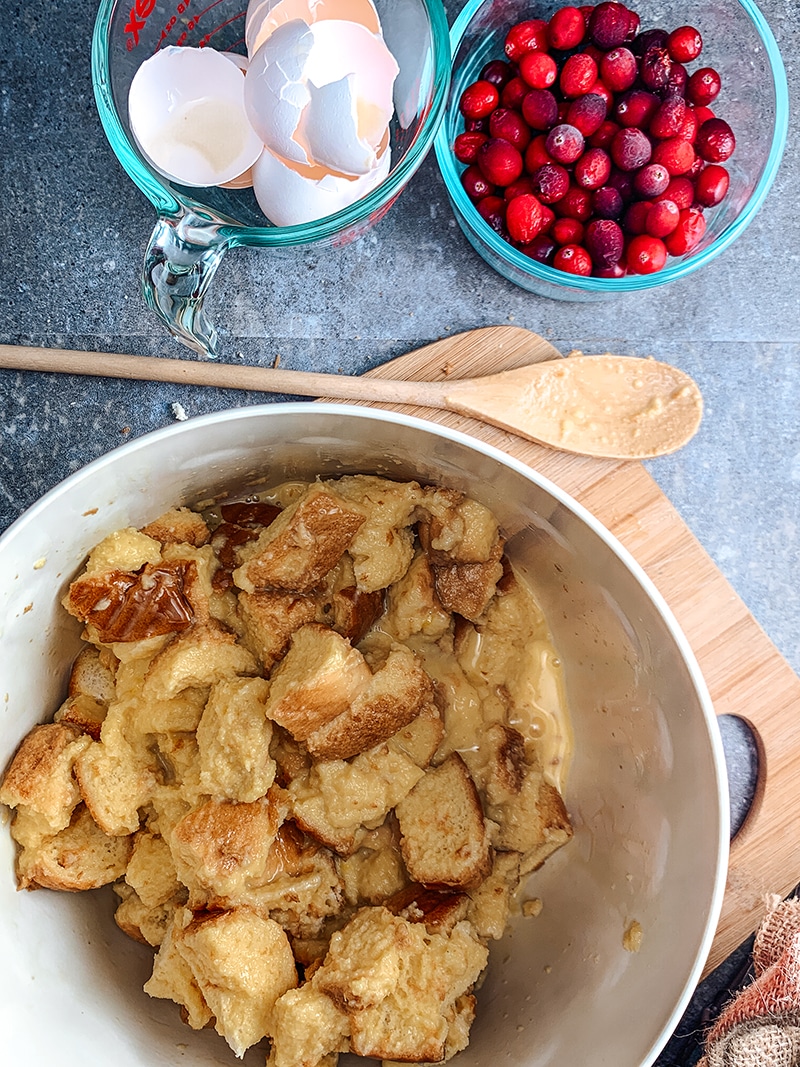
left=141, top=508, right=211, bottom=548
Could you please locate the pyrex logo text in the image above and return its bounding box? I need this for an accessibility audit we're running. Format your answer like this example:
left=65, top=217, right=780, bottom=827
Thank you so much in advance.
left=125, top=0, right=157, bottom=49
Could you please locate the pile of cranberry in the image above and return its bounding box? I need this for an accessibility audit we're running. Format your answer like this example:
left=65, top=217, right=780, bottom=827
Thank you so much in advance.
left=454, top=2, right=736, bottom=277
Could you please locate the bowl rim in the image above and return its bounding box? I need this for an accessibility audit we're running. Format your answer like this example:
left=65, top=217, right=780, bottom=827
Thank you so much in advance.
left=0, top=401, right=730, bottom=1064
left=90, top=0, right=452, bottom=245
left=434, top=0, right=790, bottom=292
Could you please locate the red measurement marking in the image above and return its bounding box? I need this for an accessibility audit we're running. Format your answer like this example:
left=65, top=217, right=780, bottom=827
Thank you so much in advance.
left=150, top=0, right=246, bottom=53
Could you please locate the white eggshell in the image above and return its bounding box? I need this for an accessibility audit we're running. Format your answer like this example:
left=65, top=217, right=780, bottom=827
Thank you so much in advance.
left=128, top=46, right=264, bottom=188
left=252, top=142, right=390, bottom=225
left=245, top=18, right=398, bottom=177
left=246, top=0, right=381, bottom=58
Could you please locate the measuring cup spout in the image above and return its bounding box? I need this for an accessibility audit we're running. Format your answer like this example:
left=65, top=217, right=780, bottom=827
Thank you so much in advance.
left=143, top=209, right=231, bottom=357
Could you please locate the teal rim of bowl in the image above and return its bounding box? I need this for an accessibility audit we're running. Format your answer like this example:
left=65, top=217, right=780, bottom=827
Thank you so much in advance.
left=91, top=0, right=451, bottom=246
left=434, top=0, right=789, bottom=292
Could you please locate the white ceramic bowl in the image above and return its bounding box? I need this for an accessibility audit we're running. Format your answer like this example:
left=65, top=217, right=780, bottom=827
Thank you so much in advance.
left=0, top=404, right=728, bottom=1067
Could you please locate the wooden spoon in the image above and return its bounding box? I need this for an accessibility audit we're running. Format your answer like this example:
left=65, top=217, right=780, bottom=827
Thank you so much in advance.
left=0, top=336, right=702, bottom=460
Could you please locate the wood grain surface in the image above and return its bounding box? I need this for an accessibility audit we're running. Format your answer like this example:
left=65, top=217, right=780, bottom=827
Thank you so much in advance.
left=332, top=324, right=800, bottom=977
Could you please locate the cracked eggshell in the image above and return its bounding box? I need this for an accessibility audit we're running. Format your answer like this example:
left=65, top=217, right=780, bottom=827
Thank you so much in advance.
left=128, top=46, right=264, bottom=188
left=252, top=139, right=390, bottom=225
left=244, top=18, right=398, bottom=177
left=245, top=0, right=381, bottom=58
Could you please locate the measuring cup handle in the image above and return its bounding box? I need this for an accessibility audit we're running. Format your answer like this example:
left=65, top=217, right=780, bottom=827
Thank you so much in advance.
left=142, top=210, right=231, bottom=357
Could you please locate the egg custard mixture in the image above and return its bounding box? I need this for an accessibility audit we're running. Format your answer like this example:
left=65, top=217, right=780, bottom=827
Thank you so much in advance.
left=0, top=475, right=573, bottom=1066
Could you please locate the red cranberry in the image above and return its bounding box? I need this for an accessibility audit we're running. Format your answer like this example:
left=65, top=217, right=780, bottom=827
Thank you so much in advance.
left=545, top=123, right=585, bottom=164
left=595, top=262, right=626, bottom=278
left=453, top=132, right=489, bottom=165
left=600, top=47, right=638, bottom=93
left=650, top=98, right=687, bottom=139
left=525, top=134, right=555, bottom=172
left=520, top=233, right=558, bottom=265
left=624, top=9, right=640, bottom=41
left=615, top=89, right=660, bottom=129
left=477, top=138, right=524, bottom=186
left=693, top=105, right=716, bottom=126
left=687, top=67, right=722, bottom=106
left=656, top=176, right=694, bottom=209
left=552, top=217, right=584, bottom=245
left=589, top=2, right=631, bottom=49
left=590, top=119, right=621, bottom=149
left=640, top=45, right=672, bottom=92
left=505, top=19, right=549, bottom=61
left=627, top=234, right=667, bottom=273
left=575, top=147, right=612, bottom=189
left=623, top=199, right=653, bottom=235
left=476, top=195, right=507, bottom=234
left=504, top=176, right=536, bottom=200
left=676, top=107, right=699, bottom=142
left=607, top=167, right=634, bottom=201
left=633, top=163, right=670, bottom=198
left=560, top=53, right=598, bottom=98
left=668, top=26, right=703, bottom=63
left=506, top=192, right=548, bottom=243
left=461, top=164, right=495, bottom=201
left=480, top=59, right=515, bottom=90
left=548, top=6, right=586, bottom=50
left=645, top=199, right=680, bottom=237
left=652, top=137, right=696, bottom=176
left=664, top=62, right=688, bottom=100
left=592, top=185, right=624, bottom=218
left=501, top=76, right=530, bottom=110
left=611, top=127, right=652, bottom=171
left=588, top=79, right=614, bottom=111
left=555, top=185, right=593, bottom=221
left=585, top=218, right=624, bottom=266
left=695, top=118, right=735, bottom=162
left=664, top=206, right=706, bottom=255
left=489, top=108, right=532, bottom=150
left=460, top=80, right=499, bottom=120
left=519, top=51, right=558, bottom=89
left=631, top=27, right=669, bottom=57
left=532, top=162, right=571, bottom=204
left=522, top=89, right=559, bottom=131
left=554, top=244, right=593, bottom=275
left=566, top=93, right=608, bottom=137
left=694, top=164, right=730, bottom=206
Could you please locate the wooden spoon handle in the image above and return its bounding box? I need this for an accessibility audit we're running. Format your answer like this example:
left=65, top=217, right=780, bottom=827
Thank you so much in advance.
left=0, top=343, right=449, bottom=409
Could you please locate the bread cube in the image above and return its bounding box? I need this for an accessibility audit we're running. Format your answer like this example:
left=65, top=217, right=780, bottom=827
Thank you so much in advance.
left=0, top=722, right=91, bottom=834
left=197, top=676, right=275, bottom=802
left=238, top=589, right=319, bottom=671
left=143, top=623, right=258, bottom=701
left=396, top=753, right=491, bottom=889
left=269, top=985, right=350, bottom=1067
left=382, top=553, right=451, bottom=641
left=418, top=488, right=501, bottom=565
left=125, top=830, right=181, bottom=908
left=141, top=507, right=210, bottom=548
left=144, top=916, right=213, bottom=1030
left=14, top=803, right=132, bottom=891
left=233, top=484, right=365, bottom=594
left=432, top=548, right=504, bottom=623
left=113, top=880, right=185, bottom=947
left=306, top=645, right=433, bottom=761
left=264, top=624, right=371, bottom=741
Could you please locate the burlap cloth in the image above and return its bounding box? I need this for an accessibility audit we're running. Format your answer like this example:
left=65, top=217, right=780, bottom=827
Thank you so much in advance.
left=699, top=897, right=800, bottom=1066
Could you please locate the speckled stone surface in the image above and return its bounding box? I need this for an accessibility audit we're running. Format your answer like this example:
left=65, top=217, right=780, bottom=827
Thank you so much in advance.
left=0, top=1, right=798, bottom=1060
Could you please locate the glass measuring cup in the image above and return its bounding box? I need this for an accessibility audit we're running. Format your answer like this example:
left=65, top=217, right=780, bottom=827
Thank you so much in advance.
left=91, top=0, right=451, bottom=355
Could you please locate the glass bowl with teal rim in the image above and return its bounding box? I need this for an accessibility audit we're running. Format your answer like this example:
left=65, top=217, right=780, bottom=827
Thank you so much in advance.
left=91, top=0, right=451, bottom=354
left=434, top=0, right=788, bottom=301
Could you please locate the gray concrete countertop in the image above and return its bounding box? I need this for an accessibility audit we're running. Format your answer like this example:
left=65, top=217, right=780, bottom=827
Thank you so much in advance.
left=0, top=1, right=798, bottom=1056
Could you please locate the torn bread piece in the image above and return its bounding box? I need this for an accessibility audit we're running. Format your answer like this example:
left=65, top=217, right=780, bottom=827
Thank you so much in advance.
left=14, top=803, right=133, bottom=891
left=396, top=753, right=492, bottom=890
left=113, top=881, right=186, bottom=947
left=312, top=907, right=488, bottom=1063
left=143, top=623, right=258, bottom=701
left=382, top=552, right=451, bottom=642
left=0, top=722, right=91, bottom=835
left=237, top=589, right=319, bottom=673
left=432, top=542, right=505, bottom=623
left=170, top=789, right=288, bottom=904
left=196, top=676, right=275, bottom=802
left=418, top=488, right=502, bottom=565
left=306, top=645, right=434, bottom=761
left=141, top=507, right=210, bottom=548
left=168, top=906, right=299, bottom=1057
left=268, top=985, right=351, bottom=1067
left=264, top=624, right=372, bottom=741
left=233, top=484, right=365, bottom=594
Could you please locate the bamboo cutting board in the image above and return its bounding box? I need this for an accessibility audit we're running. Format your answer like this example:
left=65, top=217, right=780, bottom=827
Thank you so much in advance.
left=340, top=324, right=800, bottom=977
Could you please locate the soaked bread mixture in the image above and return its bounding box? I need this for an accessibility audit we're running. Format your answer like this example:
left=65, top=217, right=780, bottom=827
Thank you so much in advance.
left=0, top=474, right=573, bottom=1066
